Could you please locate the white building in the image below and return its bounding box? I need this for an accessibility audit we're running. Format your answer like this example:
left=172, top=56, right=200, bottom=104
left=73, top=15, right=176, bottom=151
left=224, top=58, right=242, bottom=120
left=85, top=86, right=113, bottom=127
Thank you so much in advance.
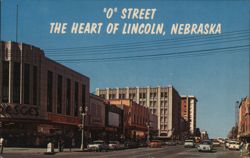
left=96, top=86, right=181, bottom=138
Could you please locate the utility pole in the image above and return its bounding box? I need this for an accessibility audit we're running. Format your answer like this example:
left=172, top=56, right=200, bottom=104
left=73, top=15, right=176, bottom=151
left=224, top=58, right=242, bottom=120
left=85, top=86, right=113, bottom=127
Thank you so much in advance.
left=79, top=106, right=88, bottom=151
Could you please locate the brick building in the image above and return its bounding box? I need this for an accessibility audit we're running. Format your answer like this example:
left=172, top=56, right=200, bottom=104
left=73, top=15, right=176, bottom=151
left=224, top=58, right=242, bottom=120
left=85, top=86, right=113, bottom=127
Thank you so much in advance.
left=96, top=86, right=181, bottom=138
left=238, top=97, right=250, bottom=142
left=0, top=41, right=90, bottom=147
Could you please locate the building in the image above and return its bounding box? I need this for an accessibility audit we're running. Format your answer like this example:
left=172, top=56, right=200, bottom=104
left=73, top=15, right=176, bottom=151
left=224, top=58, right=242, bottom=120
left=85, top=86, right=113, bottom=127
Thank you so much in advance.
left=201, top=131, right=209, bottom=140
left=0, top=41, right=90, bottom=147
left=105, top=102, right=124, bottom=141
left=109, top=99, right=150, bottom=139
left=181, top=96, right=197, bottom=136
left=88, top=94, right=105, bottom=140
left=238, top=97, right=250, bottom=142
left=96, top=86, right=181, bottom=138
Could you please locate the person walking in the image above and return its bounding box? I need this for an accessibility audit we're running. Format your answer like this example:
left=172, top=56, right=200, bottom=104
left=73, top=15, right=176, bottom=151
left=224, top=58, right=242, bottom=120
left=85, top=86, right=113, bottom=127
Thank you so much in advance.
left=0, top=137, right=5, bottom=155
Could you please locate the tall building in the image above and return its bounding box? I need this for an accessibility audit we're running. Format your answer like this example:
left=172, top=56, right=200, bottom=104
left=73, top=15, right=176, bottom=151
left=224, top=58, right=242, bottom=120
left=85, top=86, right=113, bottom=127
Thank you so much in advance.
left=96, top=86, right=181, bottom=138
left=0, top=41, right=90, bottom=147
left=238, top=96, right=250, bottom=142
left=181, top=96, right=197, bottom=135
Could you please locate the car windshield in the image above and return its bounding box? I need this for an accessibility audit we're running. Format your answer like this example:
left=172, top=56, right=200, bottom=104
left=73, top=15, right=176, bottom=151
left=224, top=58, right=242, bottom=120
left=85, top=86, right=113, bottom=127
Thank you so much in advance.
left=201, top=141, right=211, bottom=145
left=185, top=140, right=193, bottom=142
left=92, top=141, right=104, bottom=144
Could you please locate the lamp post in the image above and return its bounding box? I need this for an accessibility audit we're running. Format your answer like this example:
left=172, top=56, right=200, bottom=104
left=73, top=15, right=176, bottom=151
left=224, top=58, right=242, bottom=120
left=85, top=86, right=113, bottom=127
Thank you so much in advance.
left=79, top=106, right=88, bottom=151
left=146, top=122, right=150, bottom=143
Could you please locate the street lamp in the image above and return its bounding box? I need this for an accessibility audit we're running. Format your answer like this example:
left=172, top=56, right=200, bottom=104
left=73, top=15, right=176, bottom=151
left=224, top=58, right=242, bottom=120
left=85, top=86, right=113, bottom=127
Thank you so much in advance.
left=146, top=122, right=151, bottom=143
left=79, top=106, right=88, bottom=151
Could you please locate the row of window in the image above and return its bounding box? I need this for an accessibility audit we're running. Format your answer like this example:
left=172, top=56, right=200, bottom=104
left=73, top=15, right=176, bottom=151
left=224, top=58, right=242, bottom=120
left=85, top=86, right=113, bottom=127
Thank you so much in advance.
left=100, top=92, right=168, bottom=100
left=47, top=71, right=86, bottom=116
left=2, top=61, right=38, bottom=105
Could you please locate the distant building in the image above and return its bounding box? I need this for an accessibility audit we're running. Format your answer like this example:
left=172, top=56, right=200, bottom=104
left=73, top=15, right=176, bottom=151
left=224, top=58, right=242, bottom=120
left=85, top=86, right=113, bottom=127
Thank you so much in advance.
left=0, top=41, right=90, bottom=147
left=96, top=86, right=181, bottom=138
left=238, top=97, right=250, bottom=142
left=109, top=99, right=150, bottom=139
left=89, top=94, right=106, bottom=140
left=181, top=96, right=197, bottom=135
left=201, top=131, right=209, bottom=140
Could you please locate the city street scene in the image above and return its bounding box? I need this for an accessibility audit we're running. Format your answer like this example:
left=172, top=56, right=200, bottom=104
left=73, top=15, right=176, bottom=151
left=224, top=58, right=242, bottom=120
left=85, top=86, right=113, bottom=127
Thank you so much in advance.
left=0, top=0, right=249, bottom=158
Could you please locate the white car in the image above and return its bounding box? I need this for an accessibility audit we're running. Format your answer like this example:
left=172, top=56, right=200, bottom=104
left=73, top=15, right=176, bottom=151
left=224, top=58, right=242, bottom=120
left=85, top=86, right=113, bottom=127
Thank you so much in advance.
left=108, top=141, right=124, bottom=150
left=87, top=140, right=109, bottom=152
left=197, top=140, right=213, bottom=152
left=228, top=141, right=240, bottom=150
left=184, top=139, right=195, bottom=148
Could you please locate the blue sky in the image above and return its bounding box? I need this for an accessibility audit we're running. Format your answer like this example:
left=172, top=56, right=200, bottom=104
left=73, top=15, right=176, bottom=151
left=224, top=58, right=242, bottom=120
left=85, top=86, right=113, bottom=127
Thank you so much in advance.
left=1, top=0, right=249, bottom=138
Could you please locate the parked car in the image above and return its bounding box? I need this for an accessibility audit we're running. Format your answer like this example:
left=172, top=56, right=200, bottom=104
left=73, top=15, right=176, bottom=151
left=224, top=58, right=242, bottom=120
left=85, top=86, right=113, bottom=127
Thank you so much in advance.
left=108, top=141, right=124, bottom=150
left=165, top=141, right=177, bottom=146
left=124, top=140, right=138, bottom=149
left=212, top=139, right=221, bottom=147
left=197, top=140, right=213, bottom=152
left=148, top=140, right=162, bottom=148
left=228, top=141, right=240, bottom=150
left=87, top=140, right=109, bottom=152
left=184, top=139, right=195, bottom=148
left=137, top=140, right=148, bottom=147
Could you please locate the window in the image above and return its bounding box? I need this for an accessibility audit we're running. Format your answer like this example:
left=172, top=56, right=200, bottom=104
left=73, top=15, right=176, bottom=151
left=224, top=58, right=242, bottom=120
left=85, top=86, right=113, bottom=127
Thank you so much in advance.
left=139, top=93, right=146, bottom=99
left=57, top=75, right=62, bottom=114
left=74, top=82, right=79, bottom=117
left=47, top=71, right=53, bottom=112
left=119, top=93, right=125, bottom=99
left=2, top=61, right=9, bottom=103
left=13, top=62, right=20, bottom=103
left=66, top=79, right=71, bottom=115
left=24, top=64, right=30, bottom=104
left=100, top=94, right=106, bottom=99
left=33, top=66, right=37, bottom=105
left=82, top=84, right=86, bottom=107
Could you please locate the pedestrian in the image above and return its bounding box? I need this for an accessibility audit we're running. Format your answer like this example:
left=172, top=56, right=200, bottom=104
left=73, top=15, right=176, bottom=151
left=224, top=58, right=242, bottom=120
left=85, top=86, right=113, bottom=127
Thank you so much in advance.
left=0, top=137, right=4, bottom=155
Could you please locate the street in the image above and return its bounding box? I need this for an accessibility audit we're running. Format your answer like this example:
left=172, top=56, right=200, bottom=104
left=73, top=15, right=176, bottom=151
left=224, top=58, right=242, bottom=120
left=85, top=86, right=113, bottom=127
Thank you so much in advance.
left=0, top=146, right=245, bottom=158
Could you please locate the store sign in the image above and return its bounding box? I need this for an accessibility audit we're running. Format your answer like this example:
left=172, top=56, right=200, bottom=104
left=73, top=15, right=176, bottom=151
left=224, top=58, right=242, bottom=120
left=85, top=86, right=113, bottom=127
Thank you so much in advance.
left=0, top=103, right=39, bottom=117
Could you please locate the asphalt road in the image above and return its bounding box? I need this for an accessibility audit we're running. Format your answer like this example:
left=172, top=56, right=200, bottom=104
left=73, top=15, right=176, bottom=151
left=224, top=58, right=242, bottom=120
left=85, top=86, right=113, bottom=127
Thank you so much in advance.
left=0, top=146, right=245, bottom=158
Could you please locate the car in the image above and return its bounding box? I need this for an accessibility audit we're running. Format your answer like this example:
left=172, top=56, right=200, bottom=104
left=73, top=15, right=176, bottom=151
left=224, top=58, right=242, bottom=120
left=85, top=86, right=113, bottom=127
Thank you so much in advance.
left=124, top=140, right=138, bottom=149
left=137, top=140, right=148, bottom=147
left=108, top=141, right=124, bottom=150
left=184, top=139, right=195, bottom=148
left=165, top=141, right=177, bottom=146
left=197, top=140, right=213, bottom=152
left=87, top=140, right=109, bottom=152
left=212, top=139, right=221, bottom=147
left=148, top=140, right=162, bottom=148
left=228, top=141, right=240, bottom=150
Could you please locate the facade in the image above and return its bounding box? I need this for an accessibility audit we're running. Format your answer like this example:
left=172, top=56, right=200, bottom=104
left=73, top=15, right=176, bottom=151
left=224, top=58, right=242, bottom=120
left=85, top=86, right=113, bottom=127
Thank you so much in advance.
left=0, top=41, right=90, bottom=147
left=96, top=86, right=181, bottom=138
left=105, top=102, right=124, bottom=141
left=201, top=131, right=209, bottom=140
left=238, top=97, right=250, bottom=142
left=88, top=94, right=105, bottom=140
left=109, top=99, right=150, bottom=139
left=181, top=96, right=197, bottom=136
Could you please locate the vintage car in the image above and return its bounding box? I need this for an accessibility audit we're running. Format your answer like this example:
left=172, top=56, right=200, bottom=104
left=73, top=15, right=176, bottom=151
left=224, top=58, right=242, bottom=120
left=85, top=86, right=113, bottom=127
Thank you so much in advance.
left=87, top=140, right=109, bottom=152
left=197, top=140, right=213, bottom=152
left=228, top=141, right=240, bottom=150
left=148, top=140, right=162, bottom=148
left=184, top=139, right=195, bottom=148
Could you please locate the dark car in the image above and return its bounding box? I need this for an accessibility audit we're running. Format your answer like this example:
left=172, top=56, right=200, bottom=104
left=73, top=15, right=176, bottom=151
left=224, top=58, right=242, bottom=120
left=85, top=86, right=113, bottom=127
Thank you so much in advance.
left=124, top=140, right=138, bottom=149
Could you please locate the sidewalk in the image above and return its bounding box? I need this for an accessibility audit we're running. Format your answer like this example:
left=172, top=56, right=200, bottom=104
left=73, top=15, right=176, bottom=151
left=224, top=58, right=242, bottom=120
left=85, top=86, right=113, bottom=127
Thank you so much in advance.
left=3, top=147, right=85, bottom=154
